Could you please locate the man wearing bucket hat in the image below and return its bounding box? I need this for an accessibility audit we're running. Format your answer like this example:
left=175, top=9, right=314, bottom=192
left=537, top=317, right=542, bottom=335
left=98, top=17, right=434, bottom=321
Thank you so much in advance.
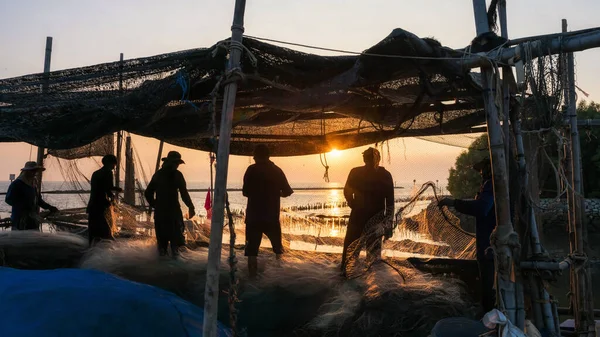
left=144, top=151, right=195, bottom=257
left=341, top=147, right=395, bottom=276
left=5, top=161, right=59, bottom=230
left=438, top=156, right=496, bottom=313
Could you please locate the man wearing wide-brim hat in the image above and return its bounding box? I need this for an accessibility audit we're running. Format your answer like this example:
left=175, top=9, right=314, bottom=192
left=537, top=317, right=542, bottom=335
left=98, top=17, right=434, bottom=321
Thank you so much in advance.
left=438, top=156, right=496, bottom=314
left=5, top=161, right=59, bottom=230
left=144, top=151, right=195, bottom=257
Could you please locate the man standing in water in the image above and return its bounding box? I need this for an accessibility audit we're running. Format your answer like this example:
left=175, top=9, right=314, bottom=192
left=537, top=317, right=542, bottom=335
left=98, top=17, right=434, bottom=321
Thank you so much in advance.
left=341, top=147, right=394, bottom=277
left=145, top=151, right=195, bottom=258
left=87, top=155, right=122, bottom=246
left=5, top=161, right=58, bottom=230
left=243, top=144, right=294, bottom=278
left=438, top=157, right=496, bottom=313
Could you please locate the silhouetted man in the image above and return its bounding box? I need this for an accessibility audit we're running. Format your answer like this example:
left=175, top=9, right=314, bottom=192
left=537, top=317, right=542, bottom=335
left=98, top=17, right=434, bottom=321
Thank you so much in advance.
left=243, top=144, right=293, bottom=278
left=5, top=161, right=58, bottom=230
left=341, top=147, right=394, bottom=276
left=87, top=155, right=122, bottom=246
left=145, top=151, right=195, bottom=257
left=438, top=157, right=496, bottom=313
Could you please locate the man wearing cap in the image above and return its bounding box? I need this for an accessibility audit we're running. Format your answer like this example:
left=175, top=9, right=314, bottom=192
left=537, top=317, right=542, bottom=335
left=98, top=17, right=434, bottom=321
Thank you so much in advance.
left=438, top=157, right=496, bottom=313
left=341, top=147, right=395, bottom=276
left=242, top=144, right=294, bottom=278
left=5, top=161, right=58, bottom=230
left=87, top=155, right=123, bottom=246
left=144, top=151, right=195, bottom=257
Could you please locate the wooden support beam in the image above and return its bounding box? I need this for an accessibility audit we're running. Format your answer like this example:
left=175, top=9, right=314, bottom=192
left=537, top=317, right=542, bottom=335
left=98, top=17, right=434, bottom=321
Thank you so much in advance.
left=115, top=53, right=124, bottom=189
left=203, top=1, right=247, bottom=336
left=36, top=36, right=53, bottom=193
left=123, top=136, right=135, bottom=206
left=564, top=18, right=596, bottom=337
left=472, top=0, right=519, bottom=326
left=459, top=28, right=600, bottom=70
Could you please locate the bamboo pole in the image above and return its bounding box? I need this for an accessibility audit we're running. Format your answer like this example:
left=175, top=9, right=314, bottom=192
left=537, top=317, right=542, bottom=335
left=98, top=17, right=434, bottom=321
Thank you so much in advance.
left=154, top=141, right=164, bottom=173
left=565, top=18, right=596, bottom=336
left=36, top=36, right=53, bottom=193
left=203, top=1, right=247, bottom=336
left=472, top=0, right=518, bottom=325
left=124, top=136, right=135, bottom=205
left=459, top=28, right=600, bottom=70
left=499, top=0, right=510, bottom=171
left=498, top=3, right=526, bottom=330
left=115, top=53, right=124, bottom=189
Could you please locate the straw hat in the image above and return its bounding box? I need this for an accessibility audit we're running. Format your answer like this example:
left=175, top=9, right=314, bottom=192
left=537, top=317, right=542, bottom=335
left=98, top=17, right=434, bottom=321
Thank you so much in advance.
left=161, top=151, right=185, bottom=164
left=21, top=161, right=46, bottom=172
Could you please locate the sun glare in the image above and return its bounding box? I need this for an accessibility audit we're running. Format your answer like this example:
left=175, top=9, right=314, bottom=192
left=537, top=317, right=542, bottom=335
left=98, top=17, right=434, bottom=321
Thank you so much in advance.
left=329, top=148, right=342, bottom=158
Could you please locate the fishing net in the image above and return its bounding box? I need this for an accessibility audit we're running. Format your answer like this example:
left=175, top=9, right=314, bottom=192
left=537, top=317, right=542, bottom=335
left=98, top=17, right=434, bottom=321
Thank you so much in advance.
left=0, top=28, right=486, bottom=156
left=75, top=239, right=477, bottom=337
left=342, top=181, right=476, bottom=279
left=47, top=134, right=114, bottom=160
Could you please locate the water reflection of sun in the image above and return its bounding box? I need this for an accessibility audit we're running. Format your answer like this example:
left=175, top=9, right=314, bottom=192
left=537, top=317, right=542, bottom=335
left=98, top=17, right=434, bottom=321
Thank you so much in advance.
left=329, top=189, right=341, bottom=216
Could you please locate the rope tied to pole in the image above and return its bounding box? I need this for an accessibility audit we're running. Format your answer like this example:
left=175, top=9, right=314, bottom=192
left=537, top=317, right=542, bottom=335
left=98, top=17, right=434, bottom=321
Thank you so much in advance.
left=212, top=40, right=258, bottom=68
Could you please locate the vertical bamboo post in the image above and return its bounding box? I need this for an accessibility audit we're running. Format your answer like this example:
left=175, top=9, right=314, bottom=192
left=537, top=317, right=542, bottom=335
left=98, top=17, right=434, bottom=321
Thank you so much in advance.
left=565, top=18, right=596, bottom=336
left=498, top=1, right=510, bottom=172
left=115, top=53, right=124, bottom=189
left=36, top=36, right=53, bottom=192
left=498, top=2, right=526, bottom=329
left=124, top=136, right=135, bottom=205
left=472, top=0, right=518, bottom=325
left=203, top=1, right=247, bottom=336
left=154, top=141, right=164, bottom=173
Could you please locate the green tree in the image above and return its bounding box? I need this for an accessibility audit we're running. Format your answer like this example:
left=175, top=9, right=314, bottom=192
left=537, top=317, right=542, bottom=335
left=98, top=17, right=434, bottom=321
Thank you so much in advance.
left=446, top=101, right=600, bottom=198
left=447, top=134, right=489, bottom=199
left=577, top=101, right=600, bottom=197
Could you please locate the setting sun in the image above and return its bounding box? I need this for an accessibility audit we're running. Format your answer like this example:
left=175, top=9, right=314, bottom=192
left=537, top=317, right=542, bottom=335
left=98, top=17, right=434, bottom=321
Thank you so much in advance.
left=328, top=149, right=342, bottom=158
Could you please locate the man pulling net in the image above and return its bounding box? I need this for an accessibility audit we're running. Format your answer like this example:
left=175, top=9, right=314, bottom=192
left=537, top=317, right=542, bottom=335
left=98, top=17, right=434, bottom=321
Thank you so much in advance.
left=341, top=147, right=395, bottom=277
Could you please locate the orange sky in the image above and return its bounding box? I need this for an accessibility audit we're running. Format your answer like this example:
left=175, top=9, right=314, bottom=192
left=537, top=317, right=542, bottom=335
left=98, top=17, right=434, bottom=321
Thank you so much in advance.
left=1, top=1, right=598, bottom=186
left=0, top=135, right=470, bottom=186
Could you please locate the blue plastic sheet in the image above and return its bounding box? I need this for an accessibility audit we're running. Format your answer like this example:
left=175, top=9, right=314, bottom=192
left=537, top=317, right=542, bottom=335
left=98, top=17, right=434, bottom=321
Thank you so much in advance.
left=0, top=267, right=231, bottom=337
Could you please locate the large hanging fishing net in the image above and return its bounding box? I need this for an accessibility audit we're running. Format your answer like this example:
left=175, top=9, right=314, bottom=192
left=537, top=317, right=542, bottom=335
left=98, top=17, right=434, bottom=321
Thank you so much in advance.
left=0, top=28, right=487, bottom=157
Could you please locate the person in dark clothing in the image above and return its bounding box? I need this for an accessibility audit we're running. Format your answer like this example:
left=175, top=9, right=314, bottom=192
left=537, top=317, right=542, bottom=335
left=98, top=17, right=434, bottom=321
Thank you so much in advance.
left=438, top=157, right=496, bottom=313
left=5, top=161, right=58, bottom=230
left=341, top=147, right=394, bottom=276
left=242, top=144, right=293, bottom=278
left=87, top=155, right=123, bottom=246
left=144, top=151, right=195, bottom=257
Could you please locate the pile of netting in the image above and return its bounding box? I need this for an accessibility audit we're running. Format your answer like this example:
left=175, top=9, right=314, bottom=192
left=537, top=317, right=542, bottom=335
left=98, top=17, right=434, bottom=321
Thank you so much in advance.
left=0, top=233, right=478, bottom=337
left=0, top=28, right=486, bottom=157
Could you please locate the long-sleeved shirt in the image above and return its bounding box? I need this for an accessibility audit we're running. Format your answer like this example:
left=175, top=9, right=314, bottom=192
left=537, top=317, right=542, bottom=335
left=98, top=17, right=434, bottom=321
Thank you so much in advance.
left=453, top=179, right=496, bottom=261
left=242, top=160, right=293, bottom=225
left=344, top=165, right=394, bottom=228
left=87, top=166, right=116, bottom=213
left=144, top=167, right=194, bottom=219
left=5, top=178, right=53, bottom=230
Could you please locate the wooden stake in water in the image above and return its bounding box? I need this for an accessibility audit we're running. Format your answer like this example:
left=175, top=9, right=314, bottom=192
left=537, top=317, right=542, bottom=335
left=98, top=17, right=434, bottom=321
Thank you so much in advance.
left=203, top=1, right=247, bottom=336
left=36, top=36, right=53, bottom=192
